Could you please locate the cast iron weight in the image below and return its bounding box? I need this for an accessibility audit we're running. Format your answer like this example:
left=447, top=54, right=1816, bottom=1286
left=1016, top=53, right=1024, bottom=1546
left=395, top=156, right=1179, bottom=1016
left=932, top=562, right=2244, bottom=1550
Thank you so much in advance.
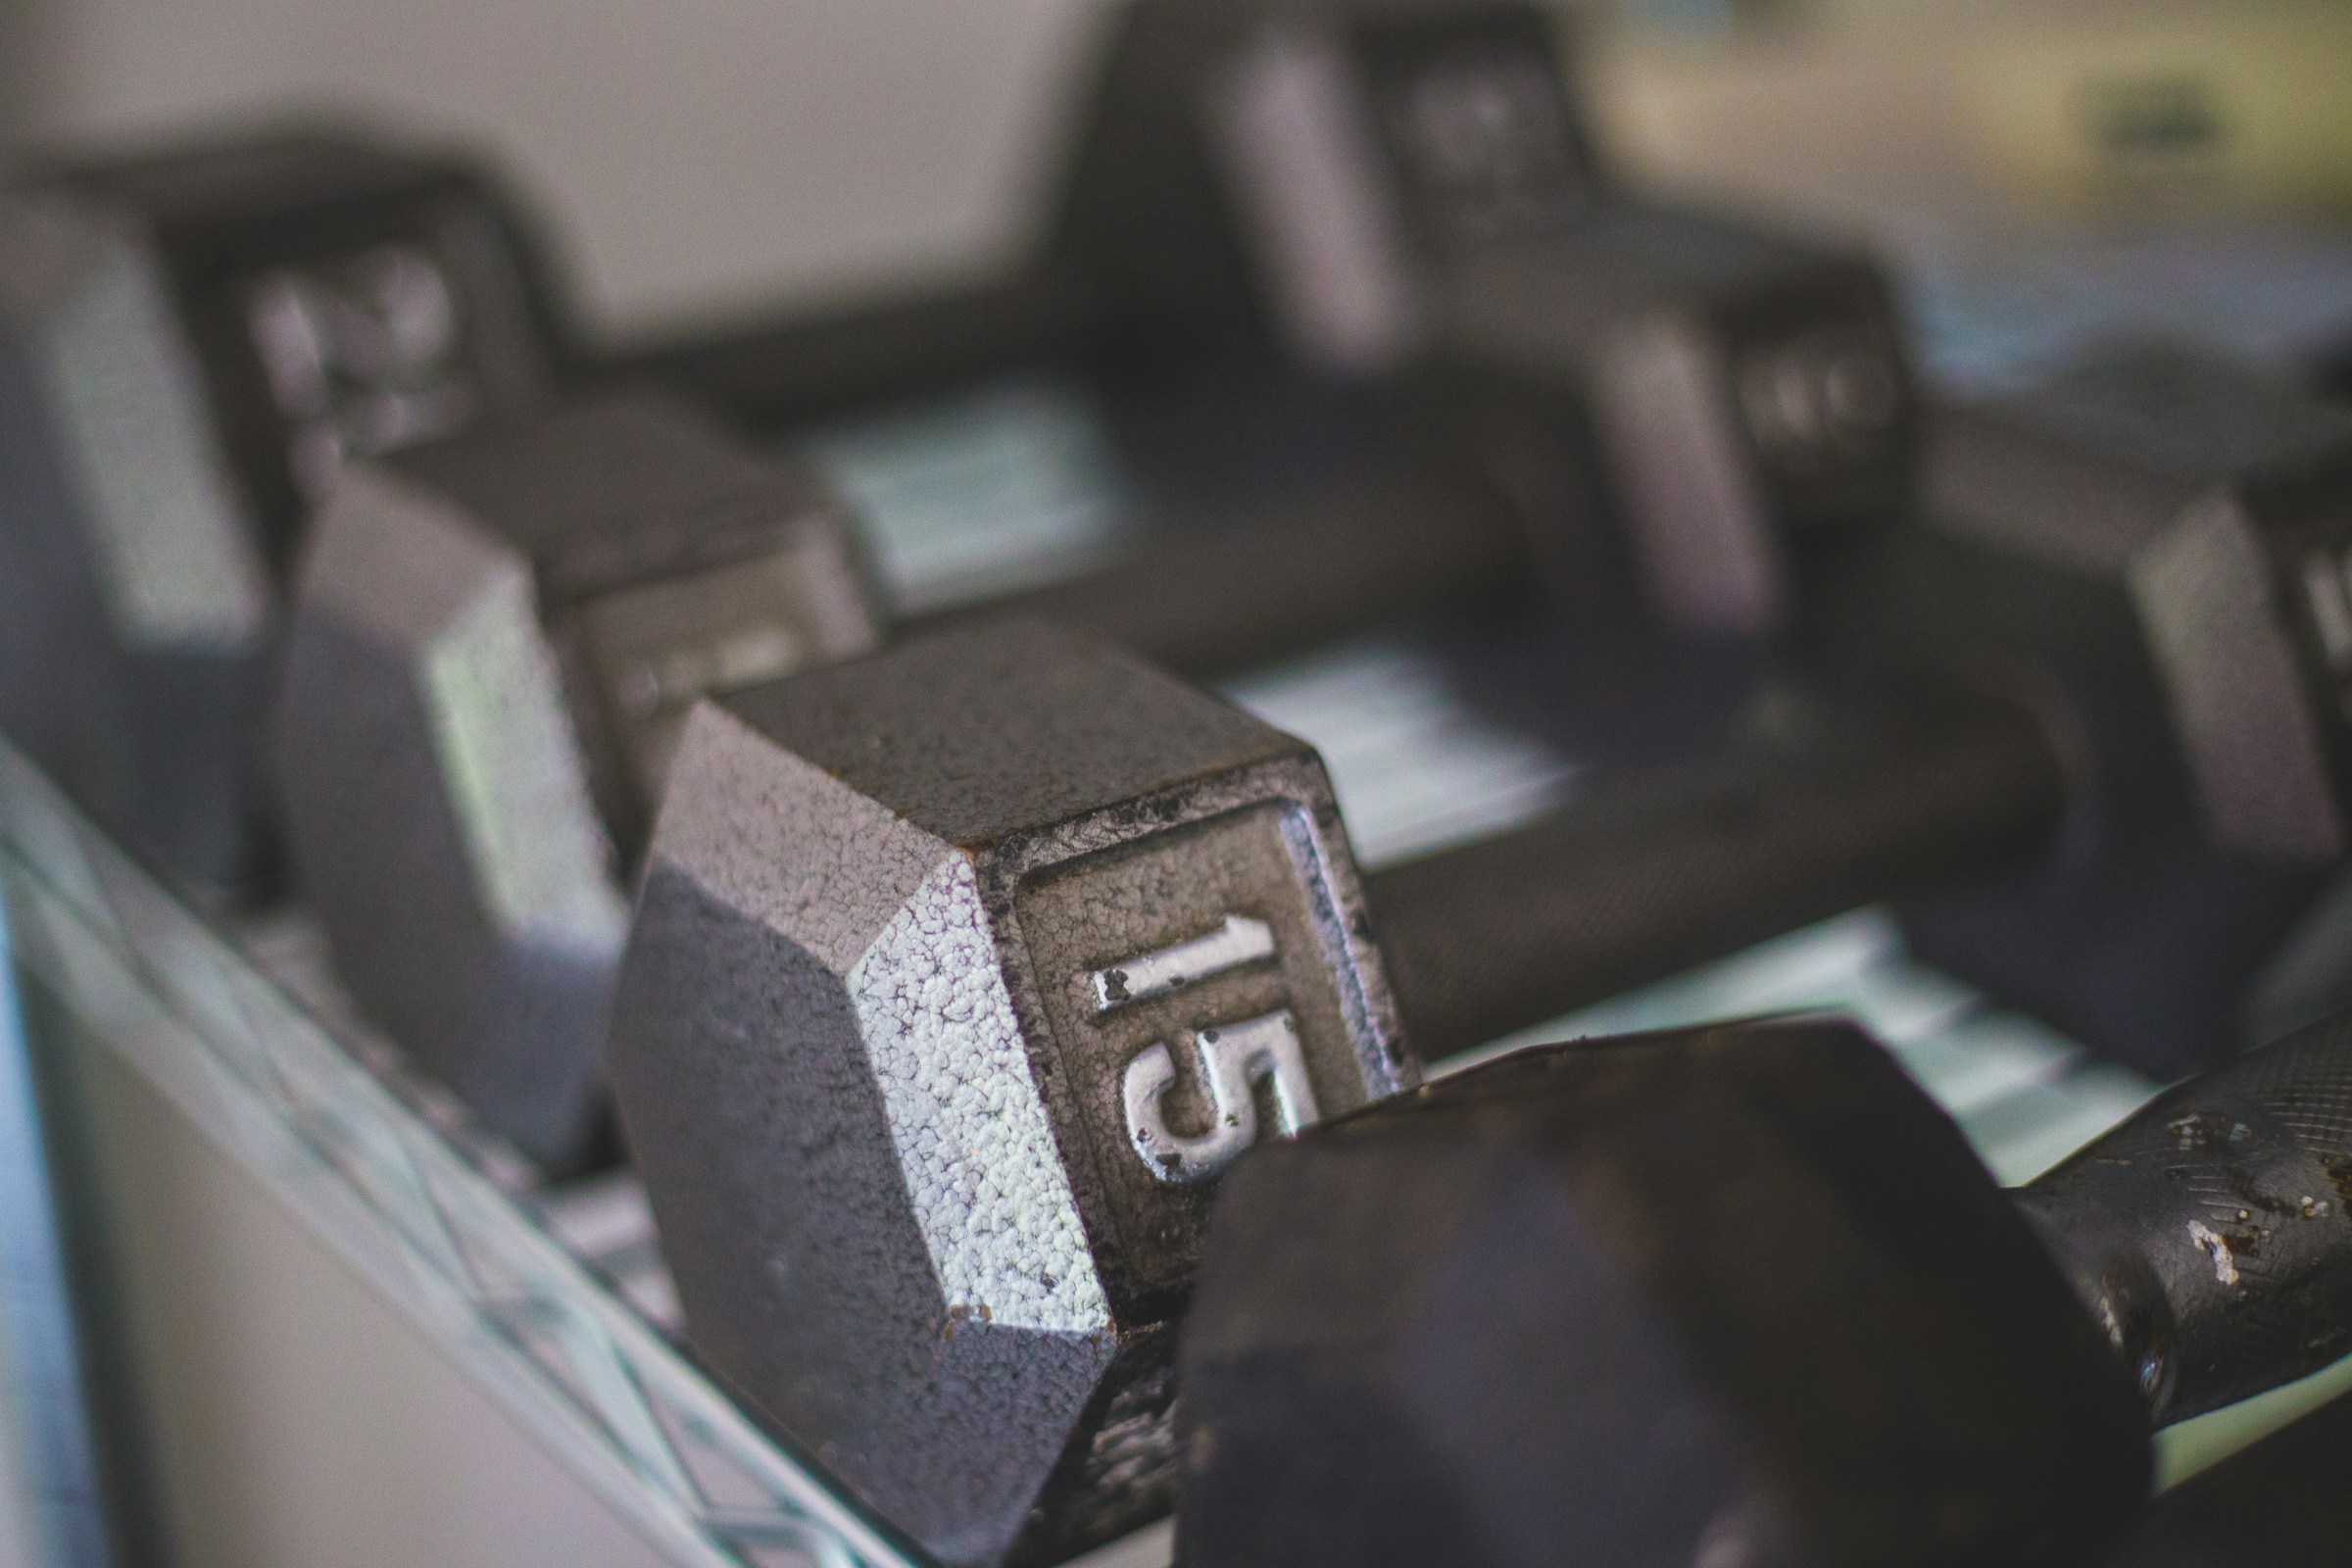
left=273, top=392, right=882, bottom=1171
left=1369, top=344, right=2352, bottom=1080
left=1178, top=1008, right=2352, bottom=1567
left=0, top=124, right=567, bottom=899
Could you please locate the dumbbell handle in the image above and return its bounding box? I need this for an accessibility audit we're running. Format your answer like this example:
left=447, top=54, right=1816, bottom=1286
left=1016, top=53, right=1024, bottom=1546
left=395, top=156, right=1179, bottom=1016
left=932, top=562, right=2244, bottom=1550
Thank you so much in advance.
left=599, top=262, right=1113, bottom=427
left=2016, top=1008, right=2352, bottom=1427
left=901, top=457, right=1534, bottom=676
left=1365, top=692, right=2070, bottom=1062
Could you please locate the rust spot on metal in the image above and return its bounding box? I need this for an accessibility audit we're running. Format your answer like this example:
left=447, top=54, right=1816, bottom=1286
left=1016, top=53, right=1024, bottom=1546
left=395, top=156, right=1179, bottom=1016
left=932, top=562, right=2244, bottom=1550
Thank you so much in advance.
left=2320, top=1151, right=2352, bottom=1208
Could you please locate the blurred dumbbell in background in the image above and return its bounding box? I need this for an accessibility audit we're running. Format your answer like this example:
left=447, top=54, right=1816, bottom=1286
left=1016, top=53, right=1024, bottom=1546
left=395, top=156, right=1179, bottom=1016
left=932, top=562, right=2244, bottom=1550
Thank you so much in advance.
left=616, top=0, right=1917, bottom=729
left=2, top=0, right=1922, bottom=906
left=1373, top=342, right=2352, bottom=1073
left=626, top=0, right=1913, bottom=654
left=0, top=130, right=573, bottom=900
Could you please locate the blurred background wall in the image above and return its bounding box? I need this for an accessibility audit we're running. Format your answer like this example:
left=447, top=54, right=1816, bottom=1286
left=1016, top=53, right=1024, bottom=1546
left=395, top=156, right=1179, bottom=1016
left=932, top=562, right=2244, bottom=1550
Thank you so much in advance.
left=8, top=0, right=2344, bottom=347
left=2, top=0, right=1104, bottom=337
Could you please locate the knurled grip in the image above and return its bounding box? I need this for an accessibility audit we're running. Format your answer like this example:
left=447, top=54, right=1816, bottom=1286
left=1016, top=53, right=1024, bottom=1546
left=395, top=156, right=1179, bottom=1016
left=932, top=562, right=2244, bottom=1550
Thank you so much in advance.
left=905, top=457, right=1534, bottom=678
left=1365, top=693, right=2070, bottom=1061
left=2017, top=1009, right=2352, bottom=1426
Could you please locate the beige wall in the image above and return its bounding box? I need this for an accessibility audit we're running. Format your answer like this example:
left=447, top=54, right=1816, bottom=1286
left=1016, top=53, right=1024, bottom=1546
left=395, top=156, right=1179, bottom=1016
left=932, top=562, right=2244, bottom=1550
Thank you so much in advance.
left=7, top=0, right=1106, bottom=340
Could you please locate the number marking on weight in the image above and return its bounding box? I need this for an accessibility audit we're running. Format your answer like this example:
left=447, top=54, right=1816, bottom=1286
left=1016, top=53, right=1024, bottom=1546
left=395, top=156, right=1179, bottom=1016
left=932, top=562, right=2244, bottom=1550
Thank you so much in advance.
left=1089, top=914, right=1276, bottom=1013
left=1123, top=1012, right=1320, bottom=1185
left=1093, top=912, right=1319, bottom=1180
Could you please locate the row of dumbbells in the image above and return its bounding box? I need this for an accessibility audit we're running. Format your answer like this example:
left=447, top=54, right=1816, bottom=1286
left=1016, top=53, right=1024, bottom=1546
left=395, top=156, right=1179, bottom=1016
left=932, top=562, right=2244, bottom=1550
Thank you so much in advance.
left=7, top=0, right=2352, bottom=1563
left=8, top=0, right=1932, bottom=1175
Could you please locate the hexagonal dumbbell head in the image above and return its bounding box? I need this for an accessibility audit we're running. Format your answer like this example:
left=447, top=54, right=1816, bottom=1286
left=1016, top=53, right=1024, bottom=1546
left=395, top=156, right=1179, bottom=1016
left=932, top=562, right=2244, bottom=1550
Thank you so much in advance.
left=275, top=391, right=878, bottom=1170
left=1179, top=1020, right=2154, bottom=1568
left=1857, top=343, right=2352, bottom=1076
left=609, top=620, right=1412, bottom=1567
left=1059, top=0, right=1598, bottom=365
left=0, top=125, right=564, bottom=898
left=1428, top=203, right=1916, bottom=635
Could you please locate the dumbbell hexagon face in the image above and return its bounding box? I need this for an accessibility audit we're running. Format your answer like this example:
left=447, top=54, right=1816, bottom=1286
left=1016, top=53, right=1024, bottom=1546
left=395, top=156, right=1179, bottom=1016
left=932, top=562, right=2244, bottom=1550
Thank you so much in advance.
left=1061, top=0, right=1595, bottom=367
left=1225, top=1, right=1594, bottom=262
left=1876, top=346, right=2352, bottom=1074
left=0, top=128, right=560, bottom=897
left=1178, top=1022, right=2152, bottom=1568
left=275, top=393, right=877, bottom=1171
left=608, top=622, right=1409, bottom=1567
left=1434, top=203, right=1916, bottom=635
left=28, top=129, right=561, bottom=553
left=1216, top=0, right=1596, bottom=370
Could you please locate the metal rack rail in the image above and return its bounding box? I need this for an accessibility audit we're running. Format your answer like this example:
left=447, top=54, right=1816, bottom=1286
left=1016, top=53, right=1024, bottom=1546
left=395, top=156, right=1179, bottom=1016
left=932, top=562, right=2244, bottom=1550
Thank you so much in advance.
left=0, top=739, right=916, bottom=1568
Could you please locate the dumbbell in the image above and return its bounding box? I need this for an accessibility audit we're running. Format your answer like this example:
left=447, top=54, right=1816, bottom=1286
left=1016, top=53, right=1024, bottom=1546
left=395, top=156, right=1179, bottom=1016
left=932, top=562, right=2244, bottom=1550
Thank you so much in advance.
left=1078, top=0, right=1914, bottom=634
left=1050, top=0, right=1605, bottom=371
left=1178, top=1008, right=2352, bottom=1567
left=605, top=620, right=1406, bottom=1567
left=907, top=198, right=1913, bottom=668
left=605, top=614, right=2352, bottom=1566
left=272, top=392, right=881, bottom=1171
left=604, top=0, right=1608, bottom=416
left=1370, top=343, right=2352, bottom=1078
left=0, top=124, right=568, bottom=899
left=626, top=0, right=1916, bottom=650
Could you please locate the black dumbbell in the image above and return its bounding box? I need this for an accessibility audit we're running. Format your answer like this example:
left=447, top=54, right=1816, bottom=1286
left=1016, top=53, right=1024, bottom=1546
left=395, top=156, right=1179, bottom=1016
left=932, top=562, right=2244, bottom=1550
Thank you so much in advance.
left=1368, top=343, right=2352, bottom=1077
left=272, top=392, right=882, bottom=1170
left=1178, top=1008, right=2352, bottom=1567
left=901, top=198, right=1912, bottom=673
left=0, top=124, right=568, bottom=899
left=1053, top=0, right=1604, bottom=370
left=621, top=0, right=1916, bottom=658
left=1071, top=0, right=1913, bottom=632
